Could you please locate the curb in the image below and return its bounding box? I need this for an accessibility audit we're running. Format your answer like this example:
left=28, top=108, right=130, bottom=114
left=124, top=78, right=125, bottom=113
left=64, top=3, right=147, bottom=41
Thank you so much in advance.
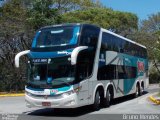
left=149, top=96, right=160, bottom=105
left=0, top=93, right=25, bottom=97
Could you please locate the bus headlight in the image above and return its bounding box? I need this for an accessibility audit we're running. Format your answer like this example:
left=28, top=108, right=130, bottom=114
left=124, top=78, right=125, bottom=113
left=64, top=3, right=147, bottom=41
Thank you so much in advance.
left=62, top=90, right=74, bottom=97
left=25, top=91, right=32, bottom=96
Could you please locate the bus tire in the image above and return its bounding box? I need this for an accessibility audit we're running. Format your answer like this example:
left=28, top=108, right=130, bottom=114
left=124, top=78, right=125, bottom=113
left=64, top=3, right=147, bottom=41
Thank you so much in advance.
left=103, top=89, right=111, bottom=108
left=140, top=82, right=144, bottom=95
left=134, top=84, right=140, bottom=98
left=92, top=91, right=100, bottom=111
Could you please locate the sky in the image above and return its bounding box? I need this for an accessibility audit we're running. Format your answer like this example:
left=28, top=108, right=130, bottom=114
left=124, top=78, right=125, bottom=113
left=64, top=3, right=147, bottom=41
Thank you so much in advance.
left=100, top=0, right=160, bottom=20
left=0, top=0, right=159, bottom=20
left=0, top=0, right=5, bottom=7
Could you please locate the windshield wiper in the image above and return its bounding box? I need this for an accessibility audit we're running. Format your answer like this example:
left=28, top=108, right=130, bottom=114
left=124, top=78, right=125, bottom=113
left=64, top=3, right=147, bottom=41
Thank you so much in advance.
left=51, top=79, right=71, bottom=86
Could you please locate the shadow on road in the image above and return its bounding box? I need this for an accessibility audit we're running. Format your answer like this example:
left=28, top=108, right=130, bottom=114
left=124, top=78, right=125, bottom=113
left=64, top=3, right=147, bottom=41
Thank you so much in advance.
left=26, top=91, right=148, bottom=117
left=111, top=91, right=148, bottom=105
left=27, top=105, right=93, bottom=117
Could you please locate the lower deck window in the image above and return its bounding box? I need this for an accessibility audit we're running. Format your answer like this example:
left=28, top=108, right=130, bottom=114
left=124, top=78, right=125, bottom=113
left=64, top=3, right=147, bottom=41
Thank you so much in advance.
left=97, top=65, right=137, bottom=80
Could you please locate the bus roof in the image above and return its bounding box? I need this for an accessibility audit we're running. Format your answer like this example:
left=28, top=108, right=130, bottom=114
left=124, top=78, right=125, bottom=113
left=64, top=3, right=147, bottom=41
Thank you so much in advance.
left=40, top=23, right=81, bottom=29
left=40, top=23, right=146, bottom=49
left=101, top=28, right=146, bottom=49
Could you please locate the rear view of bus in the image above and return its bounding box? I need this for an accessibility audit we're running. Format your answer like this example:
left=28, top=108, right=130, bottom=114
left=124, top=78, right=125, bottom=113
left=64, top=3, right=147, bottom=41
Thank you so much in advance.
left=15, top=23, right=148, bottom=110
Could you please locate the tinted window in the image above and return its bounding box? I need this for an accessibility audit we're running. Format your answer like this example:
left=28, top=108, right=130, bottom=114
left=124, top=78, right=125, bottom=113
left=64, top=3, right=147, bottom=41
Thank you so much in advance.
left=101, top=33, right=113, bottom=51
left=101, top=32, right=147, bottom=59
left=77, top=25, right=100, bottom=81
left=97, top=65, right=137, bottom=80
left=80, top=25, right=100, bottom=48
left=32, top=26, right=80, bottom=48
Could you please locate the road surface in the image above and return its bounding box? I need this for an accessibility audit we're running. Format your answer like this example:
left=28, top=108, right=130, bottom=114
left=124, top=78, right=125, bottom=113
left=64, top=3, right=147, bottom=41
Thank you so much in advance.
left=0, top=84, right=160, bottom=120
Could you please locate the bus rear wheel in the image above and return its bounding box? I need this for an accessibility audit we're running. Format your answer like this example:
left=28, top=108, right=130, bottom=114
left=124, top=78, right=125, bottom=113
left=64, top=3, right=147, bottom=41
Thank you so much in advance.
left=140, top=83, right=144, bottom=95
left=92, top=91, right=100, bottom=111
left=103, top=89, right=111, bottom=107
left=134, top=85, right=140, bottom=98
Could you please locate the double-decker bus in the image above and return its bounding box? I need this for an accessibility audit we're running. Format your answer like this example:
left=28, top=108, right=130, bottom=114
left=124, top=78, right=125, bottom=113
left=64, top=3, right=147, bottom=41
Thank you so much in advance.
left=15, top=23, right=148, bottom=110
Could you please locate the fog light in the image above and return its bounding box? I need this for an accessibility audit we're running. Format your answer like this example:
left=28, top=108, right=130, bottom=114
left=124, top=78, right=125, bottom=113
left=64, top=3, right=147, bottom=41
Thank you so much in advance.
left=65, top=100, right=75, bottom=105
left=25, top=91, right=32, bottom=96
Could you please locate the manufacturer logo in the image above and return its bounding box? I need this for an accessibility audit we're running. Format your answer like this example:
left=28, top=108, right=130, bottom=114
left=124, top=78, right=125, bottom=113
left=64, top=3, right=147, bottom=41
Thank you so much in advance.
left=50, top=89, right=58, bottom=95
left=57, top=51, right=71, bottom=55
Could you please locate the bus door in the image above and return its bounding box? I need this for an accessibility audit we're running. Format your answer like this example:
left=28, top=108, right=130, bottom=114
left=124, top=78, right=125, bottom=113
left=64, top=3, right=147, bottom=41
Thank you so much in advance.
left=76, top=62, right=89, bottom=105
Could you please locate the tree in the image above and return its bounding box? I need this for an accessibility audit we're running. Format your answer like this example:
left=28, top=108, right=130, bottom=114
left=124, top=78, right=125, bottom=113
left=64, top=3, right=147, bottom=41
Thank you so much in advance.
left=26, top=0, right=59, bottom=30
left=26, top=0, right=101, bottom=30
left=140, top=12, right=160, bottom=62
left=60, top=7, right=138, bottom=36
left=0, top=0, right=29, bottom=92
left=140, top=12, right=160, bottom=33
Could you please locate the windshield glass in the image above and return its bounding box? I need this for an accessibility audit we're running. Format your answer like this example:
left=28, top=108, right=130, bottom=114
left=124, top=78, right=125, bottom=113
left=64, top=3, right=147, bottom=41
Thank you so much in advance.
left=32, top=26, right=80, bottom=48
left=27, top=57, right=75, bottom=88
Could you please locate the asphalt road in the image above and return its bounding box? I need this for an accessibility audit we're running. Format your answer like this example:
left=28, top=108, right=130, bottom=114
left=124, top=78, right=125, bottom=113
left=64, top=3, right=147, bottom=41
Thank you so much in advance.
left=0, top=84, right=160, bottom=120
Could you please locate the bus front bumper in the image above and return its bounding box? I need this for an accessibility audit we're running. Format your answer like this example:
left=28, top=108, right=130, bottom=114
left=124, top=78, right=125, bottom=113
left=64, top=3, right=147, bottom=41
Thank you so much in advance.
left=25, top=92, right=79, bottom=108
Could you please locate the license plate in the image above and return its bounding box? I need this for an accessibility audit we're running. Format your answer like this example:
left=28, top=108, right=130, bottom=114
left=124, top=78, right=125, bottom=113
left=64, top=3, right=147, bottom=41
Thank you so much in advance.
left=42, top=102, right=51, bottom=106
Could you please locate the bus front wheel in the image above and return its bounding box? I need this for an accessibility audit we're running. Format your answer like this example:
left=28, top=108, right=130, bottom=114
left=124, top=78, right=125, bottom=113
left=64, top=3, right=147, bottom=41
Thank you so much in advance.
left=92, top=91, right=100, bottom=111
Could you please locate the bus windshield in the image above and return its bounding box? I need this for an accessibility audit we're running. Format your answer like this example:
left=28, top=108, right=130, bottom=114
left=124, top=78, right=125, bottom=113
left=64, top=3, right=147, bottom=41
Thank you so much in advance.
left=32, top=26, right=80, bottom=48
left=27, top=57, right=76, bottom=88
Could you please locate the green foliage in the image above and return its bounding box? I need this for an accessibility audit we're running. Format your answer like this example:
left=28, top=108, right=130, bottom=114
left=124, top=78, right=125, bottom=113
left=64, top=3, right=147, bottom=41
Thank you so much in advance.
left=26, top=0, right=59, bottom=30
left=0, top=0, right=27, bottom=36
left=149, top=67, right=160, bottom=84
left=0, top=0, right=29, bottom=92
left=141, top=13, right=160, bottom=61
left=53, top=0, right=101, bottom=12
left=139, top=12, right=160, bottom=60
left=26, top=0, right=100, bottom=30
left=61, top=7, right=138, bottom=35
left=141, top=12, right=160, bottom=33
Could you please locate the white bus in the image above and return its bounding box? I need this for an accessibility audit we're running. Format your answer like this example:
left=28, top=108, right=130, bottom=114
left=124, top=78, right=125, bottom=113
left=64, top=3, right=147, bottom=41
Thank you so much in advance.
left=15, top=23, right=148, bottom=110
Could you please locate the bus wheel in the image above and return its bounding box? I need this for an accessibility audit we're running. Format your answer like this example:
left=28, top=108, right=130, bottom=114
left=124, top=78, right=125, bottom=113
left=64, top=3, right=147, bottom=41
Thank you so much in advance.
left=140, top=83, right=144, bottom=95
left=134, top=85, right=139, bottom=98
left=140, top=85, right=144, bottom=95
left=103, top=89, right=111, bottom=108
left=92, top=91, right=100, bottom=111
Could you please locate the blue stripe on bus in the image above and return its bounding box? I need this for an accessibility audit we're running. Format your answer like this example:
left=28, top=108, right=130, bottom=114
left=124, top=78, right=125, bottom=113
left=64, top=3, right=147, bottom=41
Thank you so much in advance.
left=123, top=78, right=136, bottom=95
left=26, top=86, right=71, bottom=92
left=120, top=53, right=147, bottom=95
left=32, top=31, right=41, bottom=48
left=57, top=86, right=71, bottom=91
left=28, top=49, right=73, bottom=58
left=27, top=87, right=44, bottom=91
left=69, top=27, right=80, bottom=44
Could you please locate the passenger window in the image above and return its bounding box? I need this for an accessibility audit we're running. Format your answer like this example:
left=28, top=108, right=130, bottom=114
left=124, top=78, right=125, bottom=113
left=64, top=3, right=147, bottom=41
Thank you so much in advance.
left=80, top=25, right=100, bottom=49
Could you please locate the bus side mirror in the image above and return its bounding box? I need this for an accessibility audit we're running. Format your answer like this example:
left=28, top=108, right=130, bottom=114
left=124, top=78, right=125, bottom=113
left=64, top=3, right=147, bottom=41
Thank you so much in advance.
left=15, top=50, right=30, bottom=68
left=71, top=46, right=88, bottom=65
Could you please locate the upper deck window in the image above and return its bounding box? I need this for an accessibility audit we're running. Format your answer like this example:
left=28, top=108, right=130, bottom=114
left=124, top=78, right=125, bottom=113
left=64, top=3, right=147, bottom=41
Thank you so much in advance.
left=32, top=26, right=80, bottom=48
